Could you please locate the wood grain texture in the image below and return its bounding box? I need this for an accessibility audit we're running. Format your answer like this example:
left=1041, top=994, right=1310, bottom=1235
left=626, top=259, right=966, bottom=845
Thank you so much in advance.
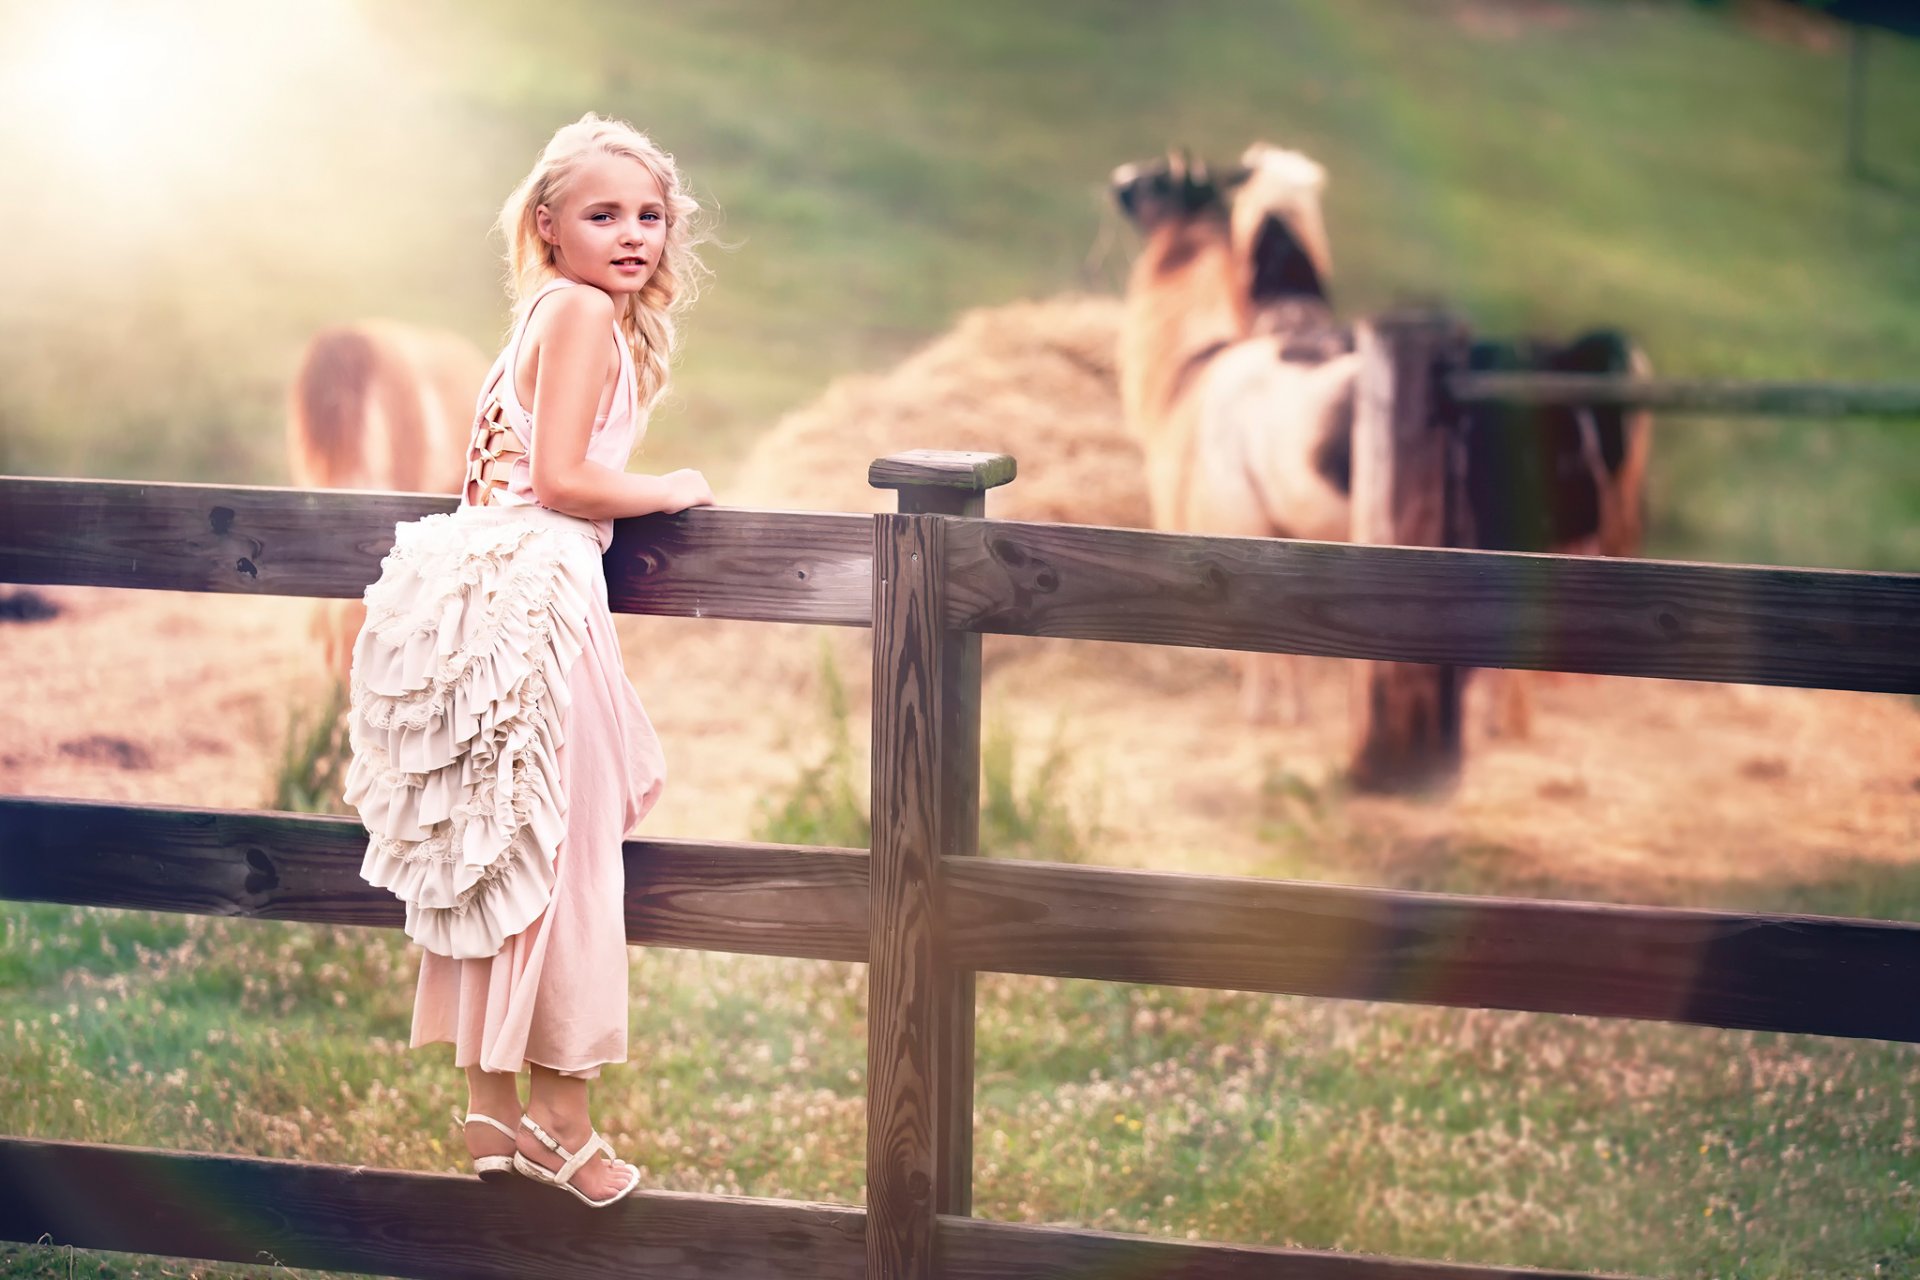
left=9, top=797, right=1920, bottom=1041
left=0, top=1137, right=865, bottom=1280
left=868, top=451, right=1018, bottom=494
left=1348, top=316, right=1468, bottom=791
left=940, top=1214, right=1641, bottom=1279
left=1448, top=372, right=1920, bottom=418
left=604, top=505, right=872, bottom=626
left=872, top=466, right=991, bottom=1218
left=868, top=513, right=950, bottom=1279
left=0, top=1138, right=1643, bottom=1280
left=0, top=478, right=873, bottom=626
left=944, top=857, right=1920, bottom=1042
left=940, top=519, right=1920, bottom=693
left=0, top=797, right=867, bottom=961
left=0, top=476, right=435, bottom=599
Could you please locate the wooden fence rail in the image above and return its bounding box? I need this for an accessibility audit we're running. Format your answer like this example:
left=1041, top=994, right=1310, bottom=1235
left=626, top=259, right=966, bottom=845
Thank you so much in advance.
left=1447, top=373, right=1920, bottom=418
left=7, top=794, right=1920, bottom=1042
left=4, top=419, right=1918, bottom=1278
left=0, top=1136, right=1628, bottom=1280
left=5, top=478, right=1915, bottom=693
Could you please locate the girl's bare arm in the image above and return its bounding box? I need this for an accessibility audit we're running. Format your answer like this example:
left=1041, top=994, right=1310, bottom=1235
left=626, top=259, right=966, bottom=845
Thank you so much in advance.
left=524, top=287, right=708, bottom=519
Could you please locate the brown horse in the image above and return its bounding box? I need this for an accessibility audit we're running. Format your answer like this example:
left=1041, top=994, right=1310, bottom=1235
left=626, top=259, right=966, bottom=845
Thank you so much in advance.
left=286, top=320, right=489, bottom=685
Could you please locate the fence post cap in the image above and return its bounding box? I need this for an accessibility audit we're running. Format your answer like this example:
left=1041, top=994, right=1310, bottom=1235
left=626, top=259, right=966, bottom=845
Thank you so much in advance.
left=869, top=450, right=1017, bottom=493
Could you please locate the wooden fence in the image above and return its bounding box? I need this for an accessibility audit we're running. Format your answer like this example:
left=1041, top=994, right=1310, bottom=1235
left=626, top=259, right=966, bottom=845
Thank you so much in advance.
left=2, top=335, right=1918, bottom=1279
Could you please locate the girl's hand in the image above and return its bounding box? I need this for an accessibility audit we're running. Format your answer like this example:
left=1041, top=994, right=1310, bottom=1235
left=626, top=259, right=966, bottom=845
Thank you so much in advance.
left=661, top=468, right=716, bottom=514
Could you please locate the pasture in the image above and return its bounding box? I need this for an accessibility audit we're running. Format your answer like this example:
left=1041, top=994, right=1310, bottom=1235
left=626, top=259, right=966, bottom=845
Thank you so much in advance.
left=1, top=0, right=1915, bottom=566
left=3, top=1, right=1918, bottom=1277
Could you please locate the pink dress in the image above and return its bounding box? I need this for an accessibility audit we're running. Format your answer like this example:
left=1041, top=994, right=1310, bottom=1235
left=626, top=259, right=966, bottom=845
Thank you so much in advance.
left=342, top=277, right=666, bottom=1079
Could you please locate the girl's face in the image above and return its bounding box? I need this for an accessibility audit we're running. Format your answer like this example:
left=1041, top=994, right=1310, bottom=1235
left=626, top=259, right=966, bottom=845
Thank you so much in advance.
left=536, top=151, right=669, bottom=297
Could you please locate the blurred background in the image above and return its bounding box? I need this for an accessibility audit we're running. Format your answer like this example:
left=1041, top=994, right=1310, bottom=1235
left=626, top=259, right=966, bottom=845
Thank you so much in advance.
left=2, top=3, right=1918, bottom=1277
left=0, top=0, right=1915, bottom=564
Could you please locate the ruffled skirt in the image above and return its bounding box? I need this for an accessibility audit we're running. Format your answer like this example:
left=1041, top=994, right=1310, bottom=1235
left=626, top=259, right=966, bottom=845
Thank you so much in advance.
left=342, top=502, right=664, bottom=1073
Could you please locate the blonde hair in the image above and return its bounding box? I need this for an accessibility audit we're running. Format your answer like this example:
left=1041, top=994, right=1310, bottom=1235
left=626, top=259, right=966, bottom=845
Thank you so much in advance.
left=497, top=112, right=711, bottom=415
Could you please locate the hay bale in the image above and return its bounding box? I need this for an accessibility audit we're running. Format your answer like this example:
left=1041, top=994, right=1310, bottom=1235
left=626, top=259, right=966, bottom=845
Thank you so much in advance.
left=733, top=293, right=1149, bottom=527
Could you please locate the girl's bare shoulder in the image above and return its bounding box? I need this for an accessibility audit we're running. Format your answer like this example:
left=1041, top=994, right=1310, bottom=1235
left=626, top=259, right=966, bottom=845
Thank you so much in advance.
left=516, top=283, right=619, bottom=404
left=525, top=282, right=617, bottom=344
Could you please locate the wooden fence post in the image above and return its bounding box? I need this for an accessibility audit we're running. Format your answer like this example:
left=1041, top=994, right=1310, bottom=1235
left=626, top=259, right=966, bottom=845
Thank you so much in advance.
left=866, top=449, right=1015, bottom=1279
left=1348, top=314, right=1471, bottom=793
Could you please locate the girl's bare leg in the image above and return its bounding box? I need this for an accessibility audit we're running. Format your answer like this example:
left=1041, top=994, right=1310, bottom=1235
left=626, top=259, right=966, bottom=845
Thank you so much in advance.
left=463, top=1065, right=523, bottom=1164
left=520, top=1063, right=637, bottom=1201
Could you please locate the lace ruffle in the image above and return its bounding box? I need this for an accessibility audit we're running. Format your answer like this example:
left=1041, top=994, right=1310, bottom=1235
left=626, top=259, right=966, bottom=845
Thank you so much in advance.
left=342, top=505, right=604, bottom=959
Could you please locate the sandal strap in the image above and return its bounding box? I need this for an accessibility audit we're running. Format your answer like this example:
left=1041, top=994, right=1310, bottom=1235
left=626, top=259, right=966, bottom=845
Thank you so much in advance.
left=464, top=1112, right=520, bottom=1140
left=520, top=1113, right=566, bottom=1156
left=520, top=1114, right=613, bottom=1189
left=556, top=1130, right=611, bottom=1188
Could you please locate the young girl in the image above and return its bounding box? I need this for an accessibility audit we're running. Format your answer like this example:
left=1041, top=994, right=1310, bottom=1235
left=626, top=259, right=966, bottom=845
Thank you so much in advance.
left=342, top=112, right=715, bottom=1209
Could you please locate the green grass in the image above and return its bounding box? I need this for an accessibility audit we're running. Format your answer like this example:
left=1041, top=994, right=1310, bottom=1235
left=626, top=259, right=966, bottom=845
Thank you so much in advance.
left=2, top=0, right=1914, bottom=568
left=269, top=681, right=352, bottom=818
left=6, top=891, right=1920, bottom=1279
left=750, top=641, right=872, bottom=850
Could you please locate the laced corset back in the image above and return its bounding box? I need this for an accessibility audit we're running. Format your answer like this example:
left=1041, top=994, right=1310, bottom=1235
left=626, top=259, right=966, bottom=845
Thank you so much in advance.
left=461, top=279, right=640, bottom=516
left=464, top=394, right=527, bottom=509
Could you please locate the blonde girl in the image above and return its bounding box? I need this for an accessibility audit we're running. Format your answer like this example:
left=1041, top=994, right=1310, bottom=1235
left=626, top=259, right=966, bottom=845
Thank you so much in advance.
left=343, top=112, right=715, bottom=1209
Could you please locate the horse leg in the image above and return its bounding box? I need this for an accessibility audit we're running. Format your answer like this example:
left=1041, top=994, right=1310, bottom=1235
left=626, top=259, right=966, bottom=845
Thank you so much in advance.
left=1483, top=668, right=1533, bottom=740
left=1238, top=650, right=1276, bottom=724
left=1240, top=651, right=1311, bottom=726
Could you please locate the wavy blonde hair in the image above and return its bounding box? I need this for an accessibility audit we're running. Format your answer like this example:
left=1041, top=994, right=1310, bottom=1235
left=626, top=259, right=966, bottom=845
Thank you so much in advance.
left=497, top=112, right=711, bottom=415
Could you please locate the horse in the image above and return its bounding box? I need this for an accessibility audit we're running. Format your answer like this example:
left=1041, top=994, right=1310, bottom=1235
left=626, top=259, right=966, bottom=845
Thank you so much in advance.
left=1112, top=143, right=1655, bottom=736
left=1111, top=144, right=1358, bottom=724
left=285, top=320, right=489, bottom=686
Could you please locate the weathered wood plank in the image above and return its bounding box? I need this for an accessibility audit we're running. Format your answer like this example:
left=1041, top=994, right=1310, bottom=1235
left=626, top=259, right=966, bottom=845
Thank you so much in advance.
left=944, top=857, right=1920, bottom=1042
left=0, top=797, right=868, bottom=963
left=1347, top=314, right=1468, bottom=791
left=0, top=1137, right=865, bottom=1280
left=605, top=503, right=873, bottom=626
left=628, top=841, right=868, bottom=965
left=867, top=513, right=951, bottom=1279
left=0, top=477, right=428, bottom=599
left=1447, top=372, right=1920, bottom=418
left=10, top=797, right=1920, bottom=1041
left=0, top=478, right=873, bottom=626
left=941, top=519, right=1920, bottom=693
left=0, top=1138, right=1643, bottom=1280
left=940, top=1214, right=1641, bottom=1279
left=872, top=453, right=1010, bottom=1217
left=869, top=451, right=1017, bottom=496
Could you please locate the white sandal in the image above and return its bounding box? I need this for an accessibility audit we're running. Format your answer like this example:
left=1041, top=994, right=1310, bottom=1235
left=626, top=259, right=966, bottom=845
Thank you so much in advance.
left=511, top=1113, right=640, bottom=1208
left=463, top=1112, right=520, bottom=1183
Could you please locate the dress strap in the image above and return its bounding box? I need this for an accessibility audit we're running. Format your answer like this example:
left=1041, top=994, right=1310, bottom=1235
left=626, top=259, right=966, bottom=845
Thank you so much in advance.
left=463, top=281, right=581, bottom=507
left=500, top=277, right=589, bottom=419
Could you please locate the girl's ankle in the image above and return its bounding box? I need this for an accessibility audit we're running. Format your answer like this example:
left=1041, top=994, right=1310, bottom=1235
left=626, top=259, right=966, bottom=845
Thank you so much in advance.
left=468, top=1087, right=522, bottom=1115
left=526, top=1101, right=589, bottom=1138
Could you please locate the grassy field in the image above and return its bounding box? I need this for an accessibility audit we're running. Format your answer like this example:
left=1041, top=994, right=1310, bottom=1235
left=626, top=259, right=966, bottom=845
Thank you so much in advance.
left=5, top=2, right=1920, bottom=1277
left=3, top=890, right=1919, bottom=1279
